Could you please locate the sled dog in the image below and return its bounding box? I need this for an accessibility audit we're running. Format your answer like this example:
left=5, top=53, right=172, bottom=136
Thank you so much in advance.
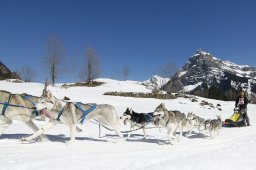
left=204, top=116, right=222, bottom=138
left=186, top=112, right=205, bottom=136
left=152, top=103, right=186, bottom=144
left=120, top=108, right=154, bottom=139
left=0, top=90, right=47, bottom=140
left=21, top=88, right=123, bottom=143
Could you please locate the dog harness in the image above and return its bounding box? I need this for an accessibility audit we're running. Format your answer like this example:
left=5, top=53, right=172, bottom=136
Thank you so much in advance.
left=21, top=94, right=39, bottom=116
left=0, top=94, right=36, bottom=116
left=56, top=108, right=65, bottom=121
left=22, top=94, right=36, bottom=106
left=75, top=102, right=97, bottom=124
left=55, top=102, right=97, bottom=124
left=0, top=94, right=12, bottom=116
left=161, top=111, right=171, bottom=126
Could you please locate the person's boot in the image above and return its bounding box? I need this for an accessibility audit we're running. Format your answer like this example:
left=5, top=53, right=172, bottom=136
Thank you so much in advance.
left=245, top=115, right=250, bottom=126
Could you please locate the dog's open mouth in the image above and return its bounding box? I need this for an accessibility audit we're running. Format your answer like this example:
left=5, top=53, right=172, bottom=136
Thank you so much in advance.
left=40, top=109, right=51, bottom=118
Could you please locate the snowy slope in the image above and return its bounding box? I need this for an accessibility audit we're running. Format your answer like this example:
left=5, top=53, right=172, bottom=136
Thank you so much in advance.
left=0, top=79, right=256, bottom=170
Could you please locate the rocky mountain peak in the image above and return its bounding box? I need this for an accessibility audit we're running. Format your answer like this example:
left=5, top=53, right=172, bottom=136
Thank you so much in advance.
left=163, top=49, right=256, bottom=102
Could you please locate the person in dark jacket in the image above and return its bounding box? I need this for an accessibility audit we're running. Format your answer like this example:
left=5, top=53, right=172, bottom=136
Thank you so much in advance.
left=235, top=91, right=250, bottom=126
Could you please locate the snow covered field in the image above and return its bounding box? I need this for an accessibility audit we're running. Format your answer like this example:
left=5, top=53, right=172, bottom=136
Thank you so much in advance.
left=0, top=79, right=256, bottom=170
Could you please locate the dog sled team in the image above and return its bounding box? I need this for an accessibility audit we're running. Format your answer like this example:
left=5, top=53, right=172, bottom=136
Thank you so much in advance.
left=0, top=84, right=249, bottom=145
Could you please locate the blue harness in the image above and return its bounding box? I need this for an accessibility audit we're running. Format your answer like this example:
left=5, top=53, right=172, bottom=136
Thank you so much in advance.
left=144, top=112, right=154, bottom=123
left=75, top=102, right=96, bottom=124
left=0, top=94, right=12, bottom=116
left=22, top=94, right=36, bottom=106
left=55, top=102, right=96, bottom=124
left=21, top=94, right=38, bottom=116
left=0, top=94, right=37, bottom=116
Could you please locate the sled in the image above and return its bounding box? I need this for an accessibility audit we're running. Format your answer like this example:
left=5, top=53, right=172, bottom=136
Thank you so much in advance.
left=224, top=108, right=246, bottom=127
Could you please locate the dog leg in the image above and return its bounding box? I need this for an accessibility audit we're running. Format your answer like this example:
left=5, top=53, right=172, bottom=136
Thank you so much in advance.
left=126, top=126, right=133, bottom=139
left=217, top=129, right=220, bottom=136
left=172, top=126, right=180, bottom=142
left=67, top=124, right=76, bottom=144
left=186, top=128, right=193, bottom=136
left=142, top=126, right=147, bottom=139
left=111, top=123, right=123, bottom=138
left=0, top=116, right=12, bottom=136
left=168, top=131, right=174, bottom=145
left=21, top=119, right=56, bottom=142
left=179, top=125, right=183, bottom=140
left=25, top=120, right=48, bottom=141
left=213, top=130, right=216, bottom=138
left=209, top=130, right=213, bottom=138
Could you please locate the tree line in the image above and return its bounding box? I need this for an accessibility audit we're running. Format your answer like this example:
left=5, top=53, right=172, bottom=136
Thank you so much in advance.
left=16, top=35, right=177, bottom=85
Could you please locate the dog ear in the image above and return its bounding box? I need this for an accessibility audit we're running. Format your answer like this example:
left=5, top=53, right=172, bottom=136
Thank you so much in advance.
left=161, top=103, right=165, bottom=107
left=46, top=90, right=52, bottom=98
left=129, top=108, right=132, bottom=112
left=42, top=79, right=50, bottom=97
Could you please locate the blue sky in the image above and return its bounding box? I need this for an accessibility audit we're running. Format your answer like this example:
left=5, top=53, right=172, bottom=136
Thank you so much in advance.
left=0, top=0, right=256, bottom=83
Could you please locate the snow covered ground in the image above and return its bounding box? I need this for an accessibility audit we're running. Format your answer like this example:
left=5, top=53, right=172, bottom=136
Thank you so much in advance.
left=0, top=79, right=256, bottom=170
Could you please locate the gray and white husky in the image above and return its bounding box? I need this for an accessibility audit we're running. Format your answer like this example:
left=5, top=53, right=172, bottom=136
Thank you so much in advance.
left=204, top=116, right=222, bottom=138
left=186, top=112, right=205, bottom=136
left=152, top=103, right=186, bottom=144
left=21, top=88, right=123, bottom=143
left=0, top=90, right=47, bottom=140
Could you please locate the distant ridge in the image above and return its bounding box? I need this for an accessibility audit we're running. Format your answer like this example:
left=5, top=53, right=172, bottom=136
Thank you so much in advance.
left=0, top=61, right=20, bottom=80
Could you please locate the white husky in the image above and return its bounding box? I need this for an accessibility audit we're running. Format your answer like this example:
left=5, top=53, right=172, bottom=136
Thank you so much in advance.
left=21, top=89, right=123, bottom=143
left=0, top=90, right=47, bottom=140
left=152, top=103, right=186, bottom=145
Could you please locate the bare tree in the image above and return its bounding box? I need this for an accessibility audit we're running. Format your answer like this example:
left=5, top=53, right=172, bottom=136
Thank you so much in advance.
left=16, top=66, right=36, bottom=82
left=122, top=66, right=129, bottom=80
left=43, top=35, right=65, bottom=85
left=161, top=62, right=177, bottom=78
left=83, top=47, right=100, bottom=83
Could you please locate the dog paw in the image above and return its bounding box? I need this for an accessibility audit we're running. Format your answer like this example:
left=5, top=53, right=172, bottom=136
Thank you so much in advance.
left=168, top=141, right=175, bottom=145
left=20, top=137, right=30, bottom=142
left=20, top=137, right=33, bottom=143
left=66, top=140, right=75, bottom=145
left=40, top=137, right=49, bottom=142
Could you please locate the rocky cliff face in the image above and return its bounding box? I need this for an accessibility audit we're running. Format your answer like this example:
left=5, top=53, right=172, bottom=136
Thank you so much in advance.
left=163, top=49, right=256, bottom=101
left=0, top=61, right=20, bottom=80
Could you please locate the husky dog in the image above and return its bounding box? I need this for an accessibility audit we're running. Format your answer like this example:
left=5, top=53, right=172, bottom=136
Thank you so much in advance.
left=152, top=103, right=186, bottom=144
left=21, top=88, right=123, bottom=143
left=120, top=108, right=154, bottom=139
left=186, top=112, right=205, bottom=136
left=204, top=116, right=222, bottom=138
left=0, top=90, right=47, bottom=140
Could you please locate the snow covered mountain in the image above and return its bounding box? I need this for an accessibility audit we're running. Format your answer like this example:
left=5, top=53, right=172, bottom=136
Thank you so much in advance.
left=141, top=75, right=170, bottom=90
left=163, top=49, right=256, bottom=101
